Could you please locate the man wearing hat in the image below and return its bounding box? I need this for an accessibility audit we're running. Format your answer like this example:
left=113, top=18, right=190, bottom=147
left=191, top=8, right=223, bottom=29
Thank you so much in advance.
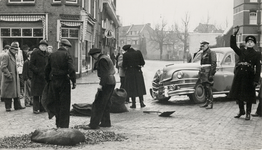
left=198, top=40, right=217, bottom=109
left=228, top=26, right=261, bottom=120
left=30, top=39, right=50, bottom=114
left=86, top=48, right=116, bottom=129
left=122, top=44, right=146, bottom=108
left=44, top=39, right=76, bottom=128
left=1, top=42, right=25, bottom=111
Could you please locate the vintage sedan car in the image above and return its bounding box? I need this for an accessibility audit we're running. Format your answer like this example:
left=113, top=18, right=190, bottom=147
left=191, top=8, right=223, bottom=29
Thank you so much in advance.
left=150, top=47, right=239, bottom=103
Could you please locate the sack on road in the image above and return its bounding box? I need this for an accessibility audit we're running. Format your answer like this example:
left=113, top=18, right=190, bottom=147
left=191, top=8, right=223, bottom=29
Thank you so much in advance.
left=70, top=103, right=92, bottom=116
left=110, top=88, right=128, bottom=113
left=31, top=128, right=85, bottom=146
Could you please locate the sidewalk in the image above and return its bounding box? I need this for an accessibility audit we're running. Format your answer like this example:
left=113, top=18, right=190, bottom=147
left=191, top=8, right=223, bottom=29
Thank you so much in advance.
left=76, top=71, right=120, bottom=84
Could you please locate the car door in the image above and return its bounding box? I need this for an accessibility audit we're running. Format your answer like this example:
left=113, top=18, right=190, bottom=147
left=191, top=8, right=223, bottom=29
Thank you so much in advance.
left=213, top=52, right=235, bottom=92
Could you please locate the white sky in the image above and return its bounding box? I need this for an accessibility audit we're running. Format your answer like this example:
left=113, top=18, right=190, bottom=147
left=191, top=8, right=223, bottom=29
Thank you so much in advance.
left=116, top=0, right=234, bottom=31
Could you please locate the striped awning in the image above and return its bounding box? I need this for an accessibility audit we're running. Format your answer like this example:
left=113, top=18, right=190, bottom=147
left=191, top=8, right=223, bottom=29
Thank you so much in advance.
left=61, top=21, right=82, bottom=27
left=0, top=15, right=45, bottom=22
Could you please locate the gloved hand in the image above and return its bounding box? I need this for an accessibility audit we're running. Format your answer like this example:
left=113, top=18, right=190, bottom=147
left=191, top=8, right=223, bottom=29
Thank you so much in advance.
left=208, top=75, right=213, bottom=81
left=233, top=26, right=240, bottom=36
left=72, top=83, right=76, bottom=89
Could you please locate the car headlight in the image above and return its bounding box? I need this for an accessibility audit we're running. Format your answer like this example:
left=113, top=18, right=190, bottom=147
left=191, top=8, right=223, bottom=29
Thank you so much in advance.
left=177, top=71, right=184, bottom=79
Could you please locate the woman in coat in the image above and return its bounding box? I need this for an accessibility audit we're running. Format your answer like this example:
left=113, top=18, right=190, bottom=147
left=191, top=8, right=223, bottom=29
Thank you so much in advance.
left=29, top=40, right=49, bottom=114
left=1, top=42, right=25, bottom=111
left=122, top=45, right=146, bottom=108
left=229, top=26, right=261, bottom=120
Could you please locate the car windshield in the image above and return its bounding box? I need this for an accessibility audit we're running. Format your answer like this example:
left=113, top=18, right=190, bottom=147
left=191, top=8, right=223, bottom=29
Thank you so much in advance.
left=192, top=51, right=224, bottom=64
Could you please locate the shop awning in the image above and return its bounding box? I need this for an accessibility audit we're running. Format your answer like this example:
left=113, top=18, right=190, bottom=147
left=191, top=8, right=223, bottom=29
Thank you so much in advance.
left=0, top=15, right=45, bottom=22
left=61, top=21, right=82, bottom=27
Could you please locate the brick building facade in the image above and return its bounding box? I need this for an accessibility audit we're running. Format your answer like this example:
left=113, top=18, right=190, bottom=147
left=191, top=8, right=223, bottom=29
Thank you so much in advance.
left=0, top=0, right=120, bottom=77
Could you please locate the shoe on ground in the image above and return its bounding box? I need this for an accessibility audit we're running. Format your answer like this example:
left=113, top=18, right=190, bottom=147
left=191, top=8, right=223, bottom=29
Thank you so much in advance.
left=15, top=107, right=25, bottom=110
left=33, top=110, right=40, bottom=114
left=99, top=124, right=111, bottom=127
left=234, top=112, right=245, bottom=118
left=251, top=113, right=262, bottom=117
left=6, top=109, right=11, bottom=112
left=140, top=104, right=146, bottom=108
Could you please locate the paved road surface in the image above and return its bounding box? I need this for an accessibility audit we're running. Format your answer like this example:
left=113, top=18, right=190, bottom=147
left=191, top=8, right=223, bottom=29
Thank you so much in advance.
left=0, top=60, right=262, bottom=150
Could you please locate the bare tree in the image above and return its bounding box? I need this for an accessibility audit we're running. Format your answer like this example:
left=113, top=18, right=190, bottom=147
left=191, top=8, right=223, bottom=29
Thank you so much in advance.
left=148, top=18, right=169, bottom=60
left=175, top=12, right=190, bottom=62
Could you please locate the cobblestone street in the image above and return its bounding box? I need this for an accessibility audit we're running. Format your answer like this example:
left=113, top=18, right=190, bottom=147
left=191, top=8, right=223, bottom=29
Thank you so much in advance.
left=0, top=60, right=262, bottom=150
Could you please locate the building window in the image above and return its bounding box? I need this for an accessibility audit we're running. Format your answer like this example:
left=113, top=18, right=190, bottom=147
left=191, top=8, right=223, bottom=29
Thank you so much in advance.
left=22, top=29, right=32, bottom=36
left=62, top=28, right=79, bottom=39
left=249, top=11, right=257, bottom=25
left=9, top=0, right=35, bottom=3
left=66, top=0, right=77, bottom=3
left=0, top=28, right=42, bottom=37
left=250, top=0, right=258, bottom=2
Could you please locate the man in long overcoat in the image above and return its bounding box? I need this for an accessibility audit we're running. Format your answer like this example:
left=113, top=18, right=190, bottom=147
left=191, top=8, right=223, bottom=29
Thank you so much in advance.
left=229, top=26, right=261, bottom=120
left=87, top=48, right=116, bottom=129
left=30, top=40, right=49, bottom=114
left=0, top=45, right=10, bottom=101
left=122, top=45, right=146, bottom=108
left=1, top=42, right=25, bottom=111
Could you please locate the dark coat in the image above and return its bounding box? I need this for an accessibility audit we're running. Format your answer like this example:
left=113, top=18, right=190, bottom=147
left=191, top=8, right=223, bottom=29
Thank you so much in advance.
left=43, top=47, right=76, bottom=127
left=22, top=59, right=33, bottom=81
left=198, top=48, right=217, bottom=84
left=29, top=48, right=49, bottom=96
left=95, top=54, right=116, bottom=86
left=229, top=35, right=261, bottom=103
left=1, top=51, right=20, bottom=98
left=122, top=48, right=146, bottom=97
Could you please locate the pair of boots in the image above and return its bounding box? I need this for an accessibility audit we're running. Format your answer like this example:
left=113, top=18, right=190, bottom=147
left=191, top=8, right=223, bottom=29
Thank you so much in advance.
left=234, top=110, right=250, bottom=120
left=130, top=96, right=146, bottom=108
left=234, top=102, right=251, bottom=120
left=199, top=99, right=213, bottom=109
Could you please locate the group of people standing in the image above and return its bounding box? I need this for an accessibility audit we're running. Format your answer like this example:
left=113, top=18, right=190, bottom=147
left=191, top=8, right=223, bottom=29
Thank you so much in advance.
left=198, top=26, right=262, bottom=120
left=0, top=39, right=77, bottom=128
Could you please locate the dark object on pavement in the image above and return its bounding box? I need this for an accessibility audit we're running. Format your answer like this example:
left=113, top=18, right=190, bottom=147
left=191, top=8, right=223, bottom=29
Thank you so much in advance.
left=70, top=103, right=92, bottom=116
left=143, top=110, right=175, bottom=117
left=110, top=88, right=128, bottom=113
left=31, top=128, right=85, bottom=146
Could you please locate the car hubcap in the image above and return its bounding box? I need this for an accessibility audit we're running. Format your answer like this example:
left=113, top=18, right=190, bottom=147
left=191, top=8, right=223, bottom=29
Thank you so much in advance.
left=196, top=85, right=204, bottom=98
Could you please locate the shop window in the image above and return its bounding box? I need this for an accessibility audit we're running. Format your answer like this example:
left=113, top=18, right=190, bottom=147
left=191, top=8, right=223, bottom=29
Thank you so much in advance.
left=70, top=29, right=79, bottom=37
left=62, top=28, right=79, bottom=38
left=22, top=29, right=32, bottom=36
left=62, top=29, right=69, bottom=37
left=33, top=29, right=43, bottom=37
left=12, top=29, right=21, bottom=36
left=250, top=0, right=258, bottom=2
left=1, top=28, right=10, bottom=36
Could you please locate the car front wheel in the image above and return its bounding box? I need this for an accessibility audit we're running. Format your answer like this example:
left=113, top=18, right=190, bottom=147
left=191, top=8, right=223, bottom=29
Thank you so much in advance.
left=189, top=82, right=206, bottom=103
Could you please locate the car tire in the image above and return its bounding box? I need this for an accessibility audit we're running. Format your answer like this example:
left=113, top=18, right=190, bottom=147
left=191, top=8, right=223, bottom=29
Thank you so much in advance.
left=189, top=82, right=206, bottom=103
